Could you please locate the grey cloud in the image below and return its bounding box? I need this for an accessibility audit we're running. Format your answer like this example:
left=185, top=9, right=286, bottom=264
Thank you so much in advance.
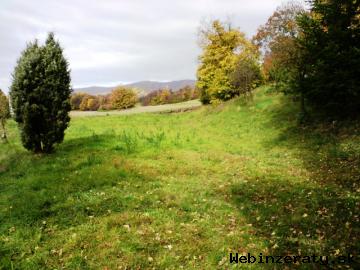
left=0, top=0, right=300, bottom=93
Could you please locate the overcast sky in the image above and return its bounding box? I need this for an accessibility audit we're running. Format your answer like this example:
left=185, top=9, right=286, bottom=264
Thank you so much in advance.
left=0, top=0, right=296, bottom=92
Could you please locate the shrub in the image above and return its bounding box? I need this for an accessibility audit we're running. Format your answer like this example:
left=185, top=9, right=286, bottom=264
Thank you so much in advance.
left=0, top=89, right=10, bottom=140
left=140, top=86, right=199, bottom=106
left=98, top=103, right=113, bottom=111
left=230, top=55, right=263, bottom=97
left=70, top=92, right=87, bottom=110
left=110, top=87, right=137, bottom=110
left=173, top=86, right=199, bottom=103
left=71, top=94, right=109, bottom=111
left=140, top=90, right=161, bottom=106
left=10, top=33, right=71, bottom=153
left=79, top=95, right=91, bottom=111
left=98, top=94, right=112, bottom=110
left=145, top=89, right=169, bottom=106
left=86, top=98, right=100, bottom=111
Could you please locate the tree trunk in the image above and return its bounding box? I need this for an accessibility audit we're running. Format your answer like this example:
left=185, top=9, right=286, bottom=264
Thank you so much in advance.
left=300, top=91, right=306, bottom=115
left=34, top=141, right=42, bottom=153
left=1, top=120, right=6, bottom=140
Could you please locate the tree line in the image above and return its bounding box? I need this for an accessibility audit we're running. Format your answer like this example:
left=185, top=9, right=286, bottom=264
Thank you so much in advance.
left=71, top=85, right=198, bottom=111
left=139, top=85, right=199, bottom=106
left=197, top=0, right=359, bottom=118
left=70, top=87, right=137, bottom=111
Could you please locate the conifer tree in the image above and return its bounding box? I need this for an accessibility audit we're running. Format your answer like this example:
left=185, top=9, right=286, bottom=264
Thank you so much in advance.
left=10, top=33, right=72, bottom=153
left=297, top=0, right=360, bottom=117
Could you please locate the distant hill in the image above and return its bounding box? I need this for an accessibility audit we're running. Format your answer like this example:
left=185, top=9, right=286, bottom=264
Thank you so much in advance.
left=74, top=80, right=196, bottom=96
left=125, top=80, right=196, bottom=93
left=73, top=86, right=114, bottom=95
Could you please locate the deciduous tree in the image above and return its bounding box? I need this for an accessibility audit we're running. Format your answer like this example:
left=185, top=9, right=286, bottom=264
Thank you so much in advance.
left=196, top=20, right=259, bottom=104
left=231, top=55, right=263, bottom=98
left=110, top=87, right=137, bottom=110
left=70, top=92, right=87, bottom=110
left=253, top=1, right=305, bottom=86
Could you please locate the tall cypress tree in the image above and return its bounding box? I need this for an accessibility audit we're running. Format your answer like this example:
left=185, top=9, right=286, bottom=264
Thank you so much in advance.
left=10, top=33, right=71, bottom=153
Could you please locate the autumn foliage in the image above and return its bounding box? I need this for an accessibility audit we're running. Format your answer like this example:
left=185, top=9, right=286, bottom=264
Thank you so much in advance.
left=140, top=85, right=199, bottom=106
left=255, top=0, right=360, bottom=118
left=110, top=87, right=137, bottom=110
left=70, top=88, right=137, bottom=111
left=196, top=20, right=261, bottom=104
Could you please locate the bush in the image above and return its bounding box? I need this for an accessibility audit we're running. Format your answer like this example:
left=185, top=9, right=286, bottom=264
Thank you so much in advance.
left=230, top=55, right=263, bottom=97
left=70, top=92, right=87, bottom=110
left=171, top=86, right=199, bottom=103
left=98, top=94, right=112, bottom=110
left=140, top=90, right=161, bottom=106
left=71, top=93, right=110, bottom=111
left=0, top=89, right=10, bottom=139
left=140, top=86, right=199, bottom=106
left=10, top=33, right=71, bottom=153
left=86, top=98, right=100, bottom=111
left=79, top=95, right=91, bottom=111
left=110, top=87, right=137, bottom=110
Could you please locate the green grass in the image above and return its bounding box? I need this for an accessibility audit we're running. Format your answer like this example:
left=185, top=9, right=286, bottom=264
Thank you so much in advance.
left=0, top=87, right=359, bottom=269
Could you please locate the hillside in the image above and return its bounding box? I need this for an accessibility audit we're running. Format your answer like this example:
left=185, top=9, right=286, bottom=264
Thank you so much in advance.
left=1, top=87, right=359, bottom=269
left=73, top=86, right=114, bottom=95
left=74, top=79, right=196, bottom=96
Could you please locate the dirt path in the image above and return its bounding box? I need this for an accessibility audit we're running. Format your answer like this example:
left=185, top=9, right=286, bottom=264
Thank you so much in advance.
left=70, top=99, right=202, bottom=117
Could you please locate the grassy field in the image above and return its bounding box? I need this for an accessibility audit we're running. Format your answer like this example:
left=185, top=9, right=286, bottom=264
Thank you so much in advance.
left=0, top=87, right=359, bottom=269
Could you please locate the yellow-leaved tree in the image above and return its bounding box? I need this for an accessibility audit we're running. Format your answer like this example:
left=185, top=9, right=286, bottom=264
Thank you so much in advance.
left=110, top=87, right=137, bottom=110
left=196, top=20, right=260, bottom=104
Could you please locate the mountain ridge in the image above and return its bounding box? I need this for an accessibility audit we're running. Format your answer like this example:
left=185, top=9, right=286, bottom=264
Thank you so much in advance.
left=74, top=79, right=196, bottom=96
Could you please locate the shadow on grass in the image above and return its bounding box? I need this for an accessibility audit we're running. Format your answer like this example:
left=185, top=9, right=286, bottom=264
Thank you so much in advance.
left=0, top=132, right=168, bottom=269
left=0, top=133, right=156, bottom=229
left=230, top=100, right=359, bottom=269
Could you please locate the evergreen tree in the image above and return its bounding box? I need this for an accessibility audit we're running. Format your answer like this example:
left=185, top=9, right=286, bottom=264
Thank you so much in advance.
left=10, top=33, right=72, bottom=153
left=0, top=89, right=10, bottom=140
left=297, top=0, right=360, bottom=117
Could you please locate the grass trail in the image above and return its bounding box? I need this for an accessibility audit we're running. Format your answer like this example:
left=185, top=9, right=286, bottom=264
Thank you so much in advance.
left=0, top=87, right=359, bottom=269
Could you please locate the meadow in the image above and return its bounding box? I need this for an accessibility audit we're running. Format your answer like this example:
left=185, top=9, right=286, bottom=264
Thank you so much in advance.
left=0, top=87, right=359, bottom=269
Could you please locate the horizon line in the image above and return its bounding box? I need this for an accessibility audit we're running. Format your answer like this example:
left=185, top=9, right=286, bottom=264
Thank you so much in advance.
left=74, top=78, right=196, bottom=89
